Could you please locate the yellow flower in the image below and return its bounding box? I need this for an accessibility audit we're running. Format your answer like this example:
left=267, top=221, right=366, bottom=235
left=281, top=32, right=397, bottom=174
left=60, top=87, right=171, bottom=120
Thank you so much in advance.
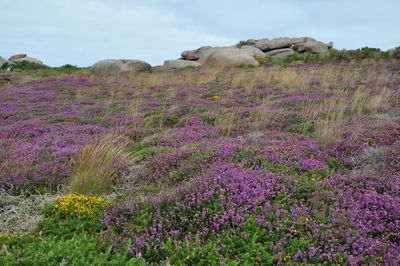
left=0, top=233, right=10, bottom=240
left=53, top=194, right=111, bottom=215
left=211, top=95, right=221, bottom=101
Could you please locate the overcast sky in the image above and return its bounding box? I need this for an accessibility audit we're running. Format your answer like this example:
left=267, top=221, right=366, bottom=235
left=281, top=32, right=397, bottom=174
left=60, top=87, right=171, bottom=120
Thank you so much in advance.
left=1, top=0, right=399, bottom=67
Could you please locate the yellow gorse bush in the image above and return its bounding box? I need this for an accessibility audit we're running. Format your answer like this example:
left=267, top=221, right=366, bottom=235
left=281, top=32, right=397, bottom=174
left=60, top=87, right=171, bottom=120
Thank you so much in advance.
left=53, top=194, right=111, bottom=215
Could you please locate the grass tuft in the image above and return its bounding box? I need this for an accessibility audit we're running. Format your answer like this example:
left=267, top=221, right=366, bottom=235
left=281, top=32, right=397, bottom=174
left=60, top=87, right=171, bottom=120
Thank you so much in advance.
left=67, top=134, right=133, bottom=195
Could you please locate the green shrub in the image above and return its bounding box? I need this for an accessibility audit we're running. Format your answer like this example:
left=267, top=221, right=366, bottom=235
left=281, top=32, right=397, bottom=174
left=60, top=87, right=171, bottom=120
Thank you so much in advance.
left=12, top=61, right=48, bottom=71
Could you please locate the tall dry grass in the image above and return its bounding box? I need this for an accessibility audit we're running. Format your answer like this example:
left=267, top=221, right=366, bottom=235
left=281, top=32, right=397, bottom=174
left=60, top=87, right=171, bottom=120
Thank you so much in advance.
left=303, top=86, right=391, bottom=143
left=250, top=98, right=279, bottom=130
left=215, top=110, right=236, bottom=136
left=304, top=100, right=347, bottom=143
left=67, top=134, right=134, bottom=195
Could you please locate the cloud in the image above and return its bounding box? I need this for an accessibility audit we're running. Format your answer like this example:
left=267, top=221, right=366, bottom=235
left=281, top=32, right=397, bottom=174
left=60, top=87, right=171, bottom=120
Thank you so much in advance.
left=0, top=0, right=399, bottom=66
left=0, top=0, right=234, bottom=66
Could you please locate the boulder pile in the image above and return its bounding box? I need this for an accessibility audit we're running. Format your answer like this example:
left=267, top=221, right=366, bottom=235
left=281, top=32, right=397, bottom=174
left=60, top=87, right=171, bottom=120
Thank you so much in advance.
left=89, top=36, right=333, bottom=73
left=178, top=37, right=333, bottom=67
left=0, top=54, right=44, bottom=68
left=237, top=37, right=333, bottom=54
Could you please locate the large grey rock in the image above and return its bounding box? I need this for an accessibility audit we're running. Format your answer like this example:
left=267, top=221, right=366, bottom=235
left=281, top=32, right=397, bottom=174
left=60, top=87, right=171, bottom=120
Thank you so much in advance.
left=120, top=59, right=152, bottom=72
left=201, top=47, right=260, bottom=67
left=181, top=46, right=262, bottom=67
left=8, top=54, right=27, bottom=61
left=263, top=37, right=293, bottom=50
left=240, top=45, right=265, bottom=57
left=163, top=59, right=201, bottom=70
left=265, top=48, right=294, bottom=57
left=91, top=59, right=125, bottom=75
left=0, top=56, right=8, bottom=68
left=293, top=40, right=331, bottom=54
left=12, top=56, right=43, bottom=65
left=91, top=59, right=151, bottom=75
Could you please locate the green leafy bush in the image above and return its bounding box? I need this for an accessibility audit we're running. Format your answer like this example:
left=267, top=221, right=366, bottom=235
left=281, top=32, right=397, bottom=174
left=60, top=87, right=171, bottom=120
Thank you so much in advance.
left=11, top=61, right=48, bottom=70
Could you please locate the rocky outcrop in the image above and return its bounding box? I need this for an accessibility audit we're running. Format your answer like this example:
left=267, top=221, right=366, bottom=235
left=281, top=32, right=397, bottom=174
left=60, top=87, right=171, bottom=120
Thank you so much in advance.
left=237, top=37, right=320, bottom=51
left=237, top=37, right=332, bottom=56
left=8, top=54, right=43, bottom=65
left=13, top=57, right=43, bottom=65
left=178, top=36, right=333, bottom=67
left=163, top=60, right=201, bottom=70
left=91, top=59, right=151, bottom=75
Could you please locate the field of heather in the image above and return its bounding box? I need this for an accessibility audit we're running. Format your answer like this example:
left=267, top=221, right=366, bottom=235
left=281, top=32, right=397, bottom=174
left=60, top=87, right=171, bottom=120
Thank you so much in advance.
left=1, top=57, right=400, bottom=265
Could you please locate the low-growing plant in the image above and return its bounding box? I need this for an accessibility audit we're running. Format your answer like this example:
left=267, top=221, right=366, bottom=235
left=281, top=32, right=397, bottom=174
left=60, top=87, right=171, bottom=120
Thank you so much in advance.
left=39, top=193, right=111, bottom=237
left=0, top=233, right=148, bottom=265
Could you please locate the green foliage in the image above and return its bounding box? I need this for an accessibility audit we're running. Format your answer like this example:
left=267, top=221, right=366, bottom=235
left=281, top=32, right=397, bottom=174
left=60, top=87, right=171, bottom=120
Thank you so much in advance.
left=164, top=115, right=181, bottom=127
left=325, top=158, right=347, bottom=172
left=260, top=47, right=399, bottom=66
left=3, top=62, right=83, bottom=77
left=298, top=121, right=315, bottom=135
left=0, top=195, right=146, bottom=266
left=147, top=215, right=318, bottom=265
left=10, top=61, right=48, bottom=71
left=130, top=145, right=165, bottom=159
left=0, top=233, right=147, bottom=266
left=168, top=151, right=215, bottom=183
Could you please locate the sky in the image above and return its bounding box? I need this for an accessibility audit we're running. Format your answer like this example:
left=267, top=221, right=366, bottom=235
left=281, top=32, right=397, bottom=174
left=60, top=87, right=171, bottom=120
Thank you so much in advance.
left=1, top=0, right=399, bottom=67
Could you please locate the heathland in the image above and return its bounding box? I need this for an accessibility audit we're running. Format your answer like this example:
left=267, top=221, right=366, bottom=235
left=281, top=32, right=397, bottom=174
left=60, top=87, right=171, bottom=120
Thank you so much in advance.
left=0, top=48, right=399, bottom=265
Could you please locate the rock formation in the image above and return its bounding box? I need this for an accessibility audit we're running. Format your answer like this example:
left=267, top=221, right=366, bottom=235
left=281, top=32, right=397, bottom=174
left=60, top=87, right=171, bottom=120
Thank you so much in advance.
left=8, top=54, right=43, bottom=65
left=181, top=45, right=264, bottom=67
left=163, top=59, right=201, bottom=70
left=179, top=37, right=333, bottom=67
left=91, top=59, right=151, bottom=75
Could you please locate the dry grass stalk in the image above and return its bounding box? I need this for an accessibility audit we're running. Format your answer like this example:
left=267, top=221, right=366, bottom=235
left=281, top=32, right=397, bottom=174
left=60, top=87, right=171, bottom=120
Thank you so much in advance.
left=304, top=100, right=347, bottom=143
left=367, top=87, right=391, bottom=112
left=251, top=98, right=278, bottom=130
left=68, top=134, right=134, bottom=195
left=215, top=110, right=236, bottom=136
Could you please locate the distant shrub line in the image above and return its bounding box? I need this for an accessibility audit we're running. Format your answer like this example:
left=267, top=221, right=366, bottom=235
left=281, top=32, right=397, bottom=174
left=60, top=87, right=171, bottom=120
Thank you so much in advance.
left=261, top=47, right=400, bottom=66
